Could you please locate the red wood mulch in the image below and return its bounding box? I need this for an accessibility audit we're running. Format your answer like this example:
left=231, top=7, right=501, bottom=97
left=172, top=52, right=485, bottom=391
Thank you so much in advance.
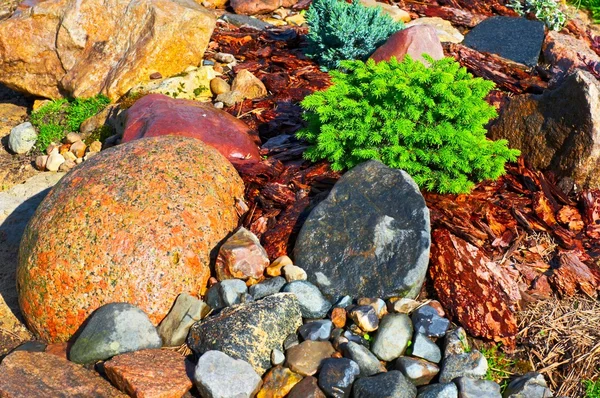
left=209, top=4, right=600, bottom=346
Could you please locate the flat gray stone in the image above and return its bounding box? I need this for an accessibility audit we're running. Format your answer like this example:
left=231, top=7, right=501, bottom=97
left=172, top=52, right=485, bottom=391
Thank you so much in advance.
left=248, top=276, right=286, bottom=300
left=411, top=333, right=441, bottom=363
left=205, top=279, right=248, bottom=310
left=395, top=356, right=439, bottom=386
left=439, top=351, right=488, bottom=383
left=454, top=377, right=501, bottom=398
left=294, top=160, right=431, bottom=300
left=69, top=303, right=162, bottom=364
left=282, top=280, right=331, bottom=319
left=371, top=313, right=413, bottom=361
left=299, top=320, right=334, bottom=341
left=187, top=293, right=302, bottom=375
left=343, top=341, right=386, bottom=377
left=417, top=382, right=458, bottom=398
left=194, top=350, right=262, bottom=398
left=353, top=371, right=417, bottom=398
left=463, top=16, right=544, bottom=66
left=318, top=358, right=360, bottom=398
left=504, top=372, right=553, bottom=398
left=412, top=305, right=450, bottom=338
left=157, top=293, right=210, bottom=346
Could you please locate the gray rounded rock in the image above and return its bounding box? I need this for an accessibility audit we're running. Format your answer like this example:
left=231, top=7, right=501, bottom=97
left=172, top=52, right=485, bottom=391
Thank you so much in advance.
left=503, top=372, right=553, bottom=398
left=454, top=377, right=501, bottom=398
left=439, top=351, right=488, bottom=383
left=205, top=279, right=248, bottom=310
left=411, top=333, right=441, bottom=363
left=352, top=370, right=417, bottom=398
left=371, top=313, right=413, bottom=361
left=248, top=276, right=286, bottom=300
left=69, top=302, right=162, bottom=364
left=318, top=358, right=360, bottom=398
left=299, top=320, right=334, bottom=341
left=8, top=122, right=37, bottom=154
left=412, top=305, right=450, bottom=338
left=395, top=356, right=439, bottom=386
left=342, top=341, right=386, bottom=377
left=417, top=382, right=458, bottom=398
left=294, top=160, right=430, bottom=300
left=282, top=281, right=331, bottom=319
left=194, top=350, right=262, bottom=398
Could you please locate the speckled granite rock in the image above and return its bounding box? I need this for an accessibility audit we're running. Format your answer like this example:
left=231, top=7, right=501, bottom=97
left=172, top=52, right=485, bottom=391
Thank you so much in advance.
left=17, top=136, right=244, bottom=343
left=294, top=160, right=431, bottom=300
left=188, top=293, right=302, bottom=375
left=104, top=349, right=192, bottom=397
left=0, top=351, right=126, bottom=397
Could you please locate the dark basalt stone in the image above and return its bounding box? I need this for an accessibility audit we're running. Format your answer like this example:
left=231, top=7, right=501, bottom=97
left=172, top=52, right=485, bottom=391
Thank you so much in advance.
left=294, top=160, right=431, bottom=300
left=463, top=16, right=545, bottom=67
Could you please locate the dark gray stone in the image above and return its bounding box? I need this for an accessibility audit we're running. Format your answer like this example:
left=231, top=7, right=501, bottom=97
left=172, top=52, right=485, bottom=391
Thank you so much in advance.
left=342, top=341, right=386, bottom=377
left=299, top=320, right=334, bottom=341
left=333, top=296, right=353, bottom=309
left=411, top=333, right=441, bottom=363
left=444, top=327, right=469, bottom=357
left=294, top=160, right=431, bottom=300
left=343, top=330, right=370, bottom=349
left=194, top=350, right=262, bottom=398
left=349, top=305, right=379, bottom=332
left=395, top=356, right=439, bottom=386
left=187, top=293, right=303, bottom=375
left=284, top=333, right=300, bottom=350
left=439, top=351, right=488, bottom=383
left=503, top=372, right=553, bottom=398
left=206, top=279, right=248, bottom=310
left=454, top=377, right=501, bottom=398
left=417, top=383, right=458, bottom=398
left=463, top=16, right=545, bottom=66
left=69, top=303, right=162, bottom=364
left=412, top=305, right=450, bottom=338
left=11, top=341, right=46, bottom=353
left=221, top=13, right=272, bottom=30
left=353, top=371, right=417, bottom=398
left=371, top=314, right=413, bottom=361
left=318, top=358, right=360, bottom=398
left=249, top=276, right=286, bottom=300
left=282, top=280, right=331, bottom=319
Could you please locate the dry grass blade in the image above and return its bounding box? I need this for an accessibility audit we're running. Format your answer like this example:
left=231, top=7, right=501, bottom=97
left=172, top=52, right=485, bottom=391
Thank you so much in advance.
left=518, top=295, right=600, bottom=397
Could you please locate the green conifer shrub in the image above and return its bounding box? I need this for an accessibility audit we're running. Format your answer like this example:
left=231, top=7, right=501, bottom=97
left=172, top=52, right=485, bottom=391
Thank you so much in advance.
left=297, top=56, right=521, bottom=194
left=304, top=0, right=404, bottom=71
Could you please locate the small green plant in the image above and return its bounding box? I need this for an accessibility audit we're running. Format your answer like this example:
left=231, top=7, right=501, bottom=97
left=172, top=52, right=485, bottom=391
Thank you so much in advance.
left=585, top=380, right=600, bottom=398
left=481, top=344, right=515, bottom=392
left=570, top=0, right=600, bottom=23
left=297, top=56, right=520, bottom=194
left=508, top=0, right=567, bottom=30
left=30, top=95, right=110, bottom=152
left=304, top=0, right=404, bottom=71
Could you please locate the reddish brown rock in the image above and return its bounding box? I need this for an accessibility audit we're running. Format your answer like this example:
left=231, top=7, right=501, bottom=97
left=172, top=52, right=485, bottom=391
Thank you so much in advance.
left=330, top=307, right=347, bottom=329
left=370, top=25, right=444, bottom=65
left=0, top=351, right=126, bottom=397
left=122, top=94, right=261, bottom=167
left=543, top=30, right=600, bottom=75
left=44, top=342, right=69, bottom=360
left=285, top=341, right=335, bottom=377
left=216, top=227, right=270, bottom=281
left=550, top=251, right=599, bottom=297
left=104, top=349, right=193, bottom=398
left=429, top=229, right=518, bottom=347
left=287, top=376, right=326, bottom=398
left=256, top=366, right=303, bottom=398
left=17, top=136, right=244, bottom=343
left=230, top=0, right=290, bottom=15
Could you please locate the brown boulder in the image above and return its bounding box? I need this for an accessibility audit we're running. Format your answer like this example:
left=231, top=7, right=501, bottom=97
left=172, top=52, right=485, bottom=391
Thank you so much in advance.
left=230, top=0, right=294, bottom=15
left=17, top=136, right=244, bottom=343
left=0, top=0, right=215, bottom=100
left=0, top=351, right=126, bottom=397
left=488, top=69, right=600, bottom=190
left=104, top=349, right=193, bottom=397
left=122, top=94, right=261, bottom=167
left=370, top=25, right=444, bottom=65
left=543, top=30, right=600, bottom=75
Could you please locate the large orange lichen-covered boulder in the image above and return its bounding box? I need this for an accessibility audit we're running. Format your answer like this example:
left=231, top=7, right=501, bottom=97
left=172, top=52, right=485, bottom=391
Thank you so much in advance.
left=17, top=136, right=244, bottom=343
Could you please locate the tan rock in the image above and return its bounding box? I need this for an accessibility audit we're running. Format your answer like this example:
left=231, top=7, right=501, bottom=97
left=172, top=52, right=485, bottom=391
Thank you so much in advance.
left=407, top=17, right=464, bottom=43
left=64, top=132, right=82, bottom=144
left=46, top=149, right=65, bottom=172
left=35, top=155, right=48, bottom=171
left=0, top=351, right=126, bottom=397
left=58, top=159, right=76, bottom=172
left=0, top=0, right=216, bottom=100
left=216, top=227, right=270, bottom=281
left=104, top=349, right=193, bottom=398
left=210, top=77, right=231, bottom=95
left=257, top=366, right=304, bottom=398
left=283, top=264, right=307, bottom=282
left=266, top=255, right=293, bottom=277
left=231, top=69, right=267, bottom=100
left=63, top=151, right=77, bottom=162
left=360, top=0, right=411, bottom=23
left=264, top=17, right=287, bottom=26
left=130, top=66, right=218, bottom=102
left=284, top=13, right=305, bottom=26
left=215, top=90, right=246, bottom=107
left=88, top=140, right=102, bottom=153
left=70, top=140, right=87, bottom=158
left=285, top=341, right=335, bottom=377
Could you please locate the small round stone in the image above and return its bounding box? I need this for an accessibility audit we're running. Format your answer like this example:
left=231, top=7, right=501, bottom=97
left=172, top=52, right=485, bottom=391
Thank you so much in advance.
left=349, top=305, right=379, bottom=332
left=271, top=348, right=285, bottom=366
left=282, top=281, right=331, bottom=319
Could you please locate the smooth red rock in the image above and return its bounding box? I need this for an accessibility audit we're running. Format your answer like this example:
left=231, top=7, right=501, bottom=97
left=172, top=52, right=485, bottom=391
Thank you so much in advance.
left=429, top=229, right=518, bottom=347
left=104, top=349, right=193, bottom=398
left=216, top=227, right=270, bottom=281
left=370, top=25, right=444, bottom=64
left=122, top=94, right=261, bottom=167
left=0, top=351, right=126, bottom=397
left=17, top=136, right=244, bottom=343
left=287, top=376, right=326, bottom=398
